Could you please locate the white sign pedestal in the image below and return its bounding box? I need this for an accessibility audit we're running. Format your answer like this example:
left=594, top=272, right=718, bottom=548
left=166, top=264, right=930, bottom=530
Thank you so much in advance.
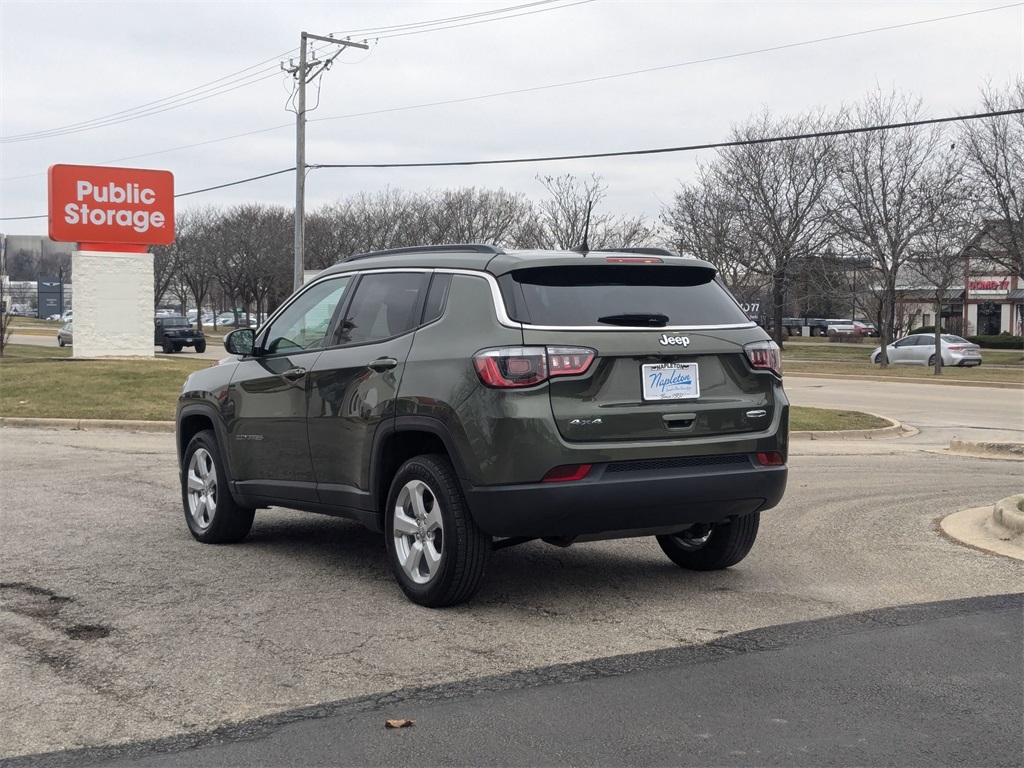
left=71, top=250, right=154, bottom=358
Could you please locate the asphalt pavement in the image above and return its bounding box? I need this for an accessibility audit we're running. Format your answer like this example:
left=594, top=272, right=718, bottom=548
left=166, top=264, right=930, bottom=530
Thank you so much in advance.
left=6, top=594, right=1020, bottom=768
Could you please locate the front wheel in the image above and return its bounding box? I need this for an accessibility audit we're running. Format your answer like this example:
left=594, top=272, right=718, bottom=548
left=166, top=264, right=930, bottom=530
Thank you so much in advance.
left=181, top=430, right=255, bottom=543
left=657, top=512, right=760, bottom=571
left=58, top=337, right=66, bottom=347
left=385, top=454, right=490, bottom=607
left=927, top=354, right=943, bottom=368
left=195, top=340, right=207, bottom=353
left=161, top=337, right=173, bottom=353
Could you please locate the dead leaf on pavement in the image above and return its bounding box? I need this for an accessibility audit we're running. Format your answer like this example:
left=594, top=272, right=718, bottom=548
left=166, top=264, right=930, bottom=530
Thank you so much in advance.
left=385, top=719, right=415, bottom=729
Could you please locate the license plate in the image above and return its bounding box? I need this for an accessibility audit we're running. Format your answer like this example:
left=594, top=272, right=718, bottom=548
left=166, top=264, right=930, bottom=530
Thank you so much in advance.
left=186, top=338, right=193, bottom=343
left=642, top=362, right=699, bottom=400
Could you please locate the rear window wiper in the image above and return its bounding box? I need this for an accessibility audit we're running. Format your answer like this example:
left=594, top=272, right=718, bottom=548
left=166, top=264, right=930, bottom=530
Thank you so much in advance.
left=597, top=313, right=670, bottom=327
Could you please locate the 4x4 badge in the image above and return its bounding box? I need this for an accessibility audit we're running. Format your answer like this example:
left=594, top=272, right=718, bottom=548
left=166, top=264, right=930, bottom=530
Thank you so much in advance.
left=659, top=334, right=691, bottom=347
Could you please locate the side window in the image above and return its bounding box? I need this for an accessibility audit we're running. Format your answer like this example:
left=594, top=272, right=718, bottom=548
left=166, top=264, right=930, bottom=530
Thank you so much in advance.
left=422, top=274, right=452, bottom=325
left=334, top=272, right=427, bottom=346
left=262, top=276, right=352, bottom=354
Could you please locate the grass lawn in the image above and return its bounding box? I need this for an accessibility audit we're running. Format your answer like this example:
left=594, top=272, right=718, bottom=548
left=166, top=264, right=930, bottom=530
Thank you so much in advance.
left=0, top=345, right=209, bottom=421
left=1, top=344, right=905, bottom=431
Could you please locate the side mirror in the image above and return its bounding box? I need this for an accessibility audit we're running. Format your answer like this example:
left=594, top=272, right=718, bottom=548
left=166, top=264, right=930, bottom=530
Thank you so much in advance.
left=224, top=328, right=256, bottom=356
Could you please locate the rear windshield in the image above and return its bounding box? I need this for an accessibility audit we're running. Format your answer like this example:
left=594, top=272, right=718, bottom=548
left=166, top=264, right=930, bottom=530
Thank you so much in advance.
left=500, top=265, right=752, bottom=327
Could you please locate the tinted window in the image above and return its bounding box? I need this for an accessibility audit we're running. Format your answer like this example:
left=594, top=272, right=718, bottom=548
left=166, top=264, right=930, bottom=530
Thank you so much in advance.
left=335, top=272, right=426, bottom=346
left=263, top=276, right=352, bottom=354
left=501, top=265, right=750, bottom=326
left=163, top=317, right=191, bottom=327
left=422, top=274, right=452, bottom=325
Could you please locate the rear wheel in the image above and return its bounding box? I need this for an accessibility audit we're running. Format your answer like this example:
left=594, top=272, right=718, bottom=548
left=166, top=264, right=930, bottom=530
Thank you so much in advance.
left=385, top=454, right=490, bottom=607
left=657, top=512, right=760, bottom=571
left=181, top=430, right=254, bottom=543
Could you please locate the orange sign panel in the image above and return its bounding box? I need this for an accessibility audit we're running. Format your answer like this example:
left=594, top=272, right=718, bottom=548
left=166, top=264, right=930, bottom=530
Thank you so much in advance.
left=48, top=164, right=175, bottom=246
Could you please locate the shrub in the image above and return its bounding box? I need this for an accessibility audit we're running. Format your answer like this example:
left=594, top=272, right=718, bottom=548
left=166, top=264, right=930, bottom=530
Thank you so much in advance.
left=967, top=335, right=1024, bottom=350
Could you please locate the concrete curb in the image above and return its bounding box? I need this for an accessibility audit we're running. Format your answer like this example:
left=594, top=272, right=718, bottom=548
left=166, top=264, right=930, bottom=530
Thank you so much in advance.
left=3, top=416, right=916, bottom=441
left=789, top=414, right=917, bottom=441
left=940, top=503, right=1024, bottom=562
left=0, top=417, right=175, bottom=433
left=948, top=440, right=1024, bottom=461
left=993, top=494, right=1024, bottom=534
left=785, top=371, right=1023, bottom=390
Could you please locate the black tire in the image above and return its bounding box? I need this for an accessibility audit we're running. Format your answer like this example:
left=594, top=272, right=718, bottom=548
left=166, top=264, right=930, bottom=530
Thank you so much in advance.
left=872, top=352, right=882, bottom=364
left=181, top=429, right=255, bottom=544
left=384, top=454, right=490, bottom=607
left=161, top=337, right=173, bottom=354
left=195, top=340, right=207, bottom=353
left=657, top=512, right=760, bottom=571
left=927, top=354, right=943, bottom=368
left=58, top=337, right=65, bottom=347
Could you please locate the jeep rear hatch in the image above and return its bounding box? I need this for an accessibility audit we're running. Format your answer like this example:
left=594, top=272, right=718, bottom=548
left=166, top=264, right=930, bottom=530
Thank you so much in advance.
left=497, top=262, right=781, bottom=443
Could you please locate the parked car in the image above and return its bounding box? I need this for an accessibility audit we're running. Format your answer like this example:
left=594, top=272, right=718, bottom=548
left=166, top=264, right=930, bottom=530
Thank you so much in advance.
left=175, top=244, right=789, bottom=607
left=825, top=319, right=870, bottom=337
left=155, top=316, right=206, bottom=353
left=871, top=334, right=982, bottom=367
left=56, top=321, right=73, bottom=347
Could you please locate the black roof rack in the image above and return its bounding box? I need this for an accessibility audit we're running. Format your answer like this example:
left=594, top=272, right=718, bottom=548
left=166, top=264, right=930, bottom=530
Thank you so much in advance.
left=345, top=244, right=505, bottom=262
left=591, top=247, right=680, bottom=258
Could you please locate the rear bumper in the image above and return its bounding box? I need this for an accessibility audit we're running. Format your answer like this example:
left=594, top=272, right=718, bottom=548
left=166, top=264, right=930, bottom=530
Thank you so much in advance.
left=463, top=455, right=787, bottom=539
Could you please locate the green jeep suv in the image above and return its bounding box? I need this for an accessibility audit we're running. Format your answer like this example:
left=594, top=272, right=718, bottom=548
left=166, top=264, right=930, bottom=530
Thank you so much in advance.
left=175, top=245, right=788, bottom=607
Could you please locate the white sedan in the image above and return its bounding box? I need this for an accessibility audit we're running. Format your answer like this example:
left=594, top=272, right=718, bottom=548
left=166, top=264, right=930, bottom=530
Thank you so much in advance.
left=871, top=334, right=982, bottom=367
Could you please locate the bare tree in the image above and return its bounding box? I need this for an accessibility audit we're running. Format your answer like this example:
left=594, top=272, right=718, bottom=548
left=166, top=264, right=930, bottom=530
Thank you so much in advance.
left=425, top=187, right=536, bottom=246
left=660, top=166, right=767, bottom=303
left=529, top=174, right=654, bottom=250
left=958, top=78, right=1024, bottom=274
left=910, top=153, right=980, bottom=374
left=0, top=274, right=14, bottom=356
left=716, top=107, right=840, bottom=346
left=829, top=88, right=956, bottom=366
left=176, top=207, right=221, bottom=324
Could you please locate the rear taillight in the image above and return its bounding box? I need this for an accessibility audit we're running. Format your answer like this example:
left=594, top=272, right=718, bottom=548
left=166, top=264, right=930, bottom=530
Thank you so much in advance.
left=947, top=345, right=965, bottom=351
left=542, top=464, right=593, bottom=482
left=473, top=346, right=596, bottom=388
left=744, top=340, right=782, bottom=376
left=757, top=451, right=784, bottom=466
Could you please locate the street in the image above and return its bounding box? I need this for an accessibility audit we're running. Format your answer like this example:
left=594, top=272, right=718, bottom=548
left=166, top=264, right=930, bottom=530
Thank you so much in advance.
left=0, top=379, right=1022, bottom=763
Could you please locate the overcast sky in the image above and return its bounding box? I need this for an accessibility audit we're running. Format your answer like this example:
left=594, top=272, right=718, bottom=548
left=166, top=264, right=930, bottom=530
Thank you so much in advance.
left=2, top=0, right=1022, bottom=240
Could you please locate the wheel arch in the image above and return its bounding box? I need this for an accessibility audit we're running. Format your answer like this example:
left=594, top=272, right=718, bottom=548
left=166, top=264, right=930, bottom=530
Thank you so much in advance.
left=372, top=416, right=471, bottom=524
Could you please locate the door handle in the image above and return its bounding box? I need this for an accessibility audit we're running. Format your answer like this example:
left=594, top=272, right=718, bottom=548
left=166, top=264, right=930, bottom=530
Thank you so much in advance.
left=281, top=366, right=307, bottom=380
left=368, top=357, right=398, bottom=372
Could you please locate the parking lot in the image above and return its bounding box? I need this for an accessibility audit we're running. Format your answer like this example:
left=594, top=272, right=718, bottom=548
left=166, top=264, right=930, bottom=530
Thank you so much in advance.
left=1, top=377, right=1022, bottom=760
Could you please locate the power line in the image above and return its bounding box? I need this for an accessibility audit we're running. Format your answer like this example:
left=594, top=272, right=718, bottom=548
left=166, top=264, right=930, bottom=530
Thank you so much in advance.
left=5, top=0, right=1015, bottom=177
left=0, top=1, right=590, bottom=144
left=309, top=109, right=1024, bottom=169
left=4, top=109, right=1019, bottom=222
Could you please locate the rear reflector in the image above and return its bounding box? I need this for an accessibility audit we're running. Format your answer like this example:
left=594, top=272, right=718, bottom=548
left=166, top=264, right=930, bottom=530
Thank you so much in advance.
left=756, top=452, right=784, bottom=466
left=542, top=464, right=593, bottom=482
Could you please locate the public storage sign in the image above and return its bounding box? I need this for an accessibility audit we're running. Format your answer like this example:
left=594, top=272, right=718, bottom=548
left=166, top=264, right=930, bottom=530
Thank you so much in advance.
left=48, top=164, right=174, bottom=246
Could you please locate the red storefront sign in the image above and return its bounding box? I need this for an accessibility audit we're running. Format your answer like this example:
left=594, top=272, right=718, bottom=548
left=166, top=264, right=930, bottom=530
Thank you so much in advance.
left=48, top=164, right=174, bottom=250
left=968, top=278, right=1010, bottom=292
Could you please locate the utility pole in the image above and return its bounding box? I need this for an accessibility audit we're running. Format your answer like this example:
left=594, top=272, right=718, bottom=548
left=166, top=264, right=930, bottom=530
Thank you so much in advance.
left=283, top=32, right=367, bottom=292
